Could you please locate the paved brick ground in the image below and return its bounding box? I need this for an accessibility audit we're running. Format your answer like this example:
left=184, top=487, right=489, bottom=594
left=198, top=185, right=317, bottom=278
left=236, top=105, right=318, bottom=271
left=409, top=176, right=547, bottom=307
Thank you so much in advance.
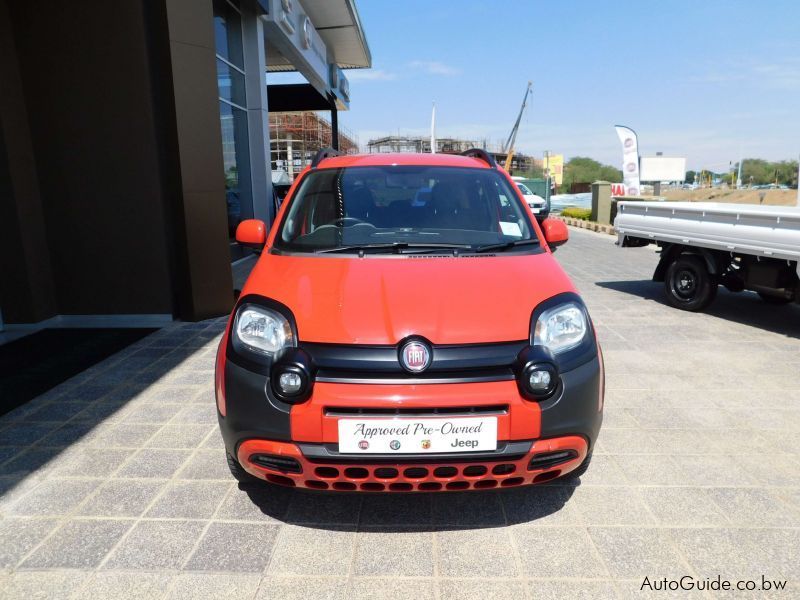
left=1, top=227, right=798, bottom=599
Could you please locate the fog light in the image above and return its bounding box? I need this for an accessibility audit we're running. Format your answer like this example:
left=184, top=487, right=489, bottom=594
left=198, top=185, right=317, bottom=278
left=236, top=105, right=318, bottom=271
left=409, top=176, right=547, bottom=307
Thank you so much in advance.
left=278, top=372, right=302, bottom=394
left=269, top=348, right=314, bottom=403
left=528, top=369, right=552, bottom=391
left=519, top=360, right=559, bottom=400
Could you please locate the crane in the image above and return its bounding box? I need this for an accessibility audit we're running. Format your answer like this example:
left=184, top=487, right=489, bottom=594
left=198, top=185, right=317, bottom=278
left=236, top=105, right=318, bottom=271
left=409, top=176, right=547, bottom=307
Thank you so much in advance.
left=503, top=81, right=532, bottom=172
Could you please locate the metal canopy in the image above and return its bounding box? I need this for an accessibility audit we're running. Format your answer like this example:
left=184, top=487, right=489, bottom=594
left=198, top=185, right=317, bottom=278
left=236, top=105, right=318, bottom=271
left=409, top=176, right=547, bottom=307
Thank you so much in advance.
left=264, top=0, right=371, bottom=72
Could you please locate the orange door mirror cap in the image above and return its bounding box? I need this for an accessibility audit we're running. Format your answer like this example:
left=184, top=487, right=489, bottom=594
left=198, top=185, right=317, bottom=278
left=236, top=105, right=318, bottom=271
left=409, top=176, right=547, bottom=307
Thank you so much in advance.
left=541, top=218, right=569, bottom=248
left=236, top=219, right=267, bottom=248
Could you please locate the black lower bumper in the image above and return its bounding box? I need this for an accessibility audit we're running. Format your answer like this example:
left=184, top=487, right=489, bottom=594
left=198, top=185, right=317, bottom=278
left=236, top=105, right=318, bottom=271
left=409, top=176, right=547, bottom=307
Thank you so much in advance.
left=218, top=355, right=603, bottom=458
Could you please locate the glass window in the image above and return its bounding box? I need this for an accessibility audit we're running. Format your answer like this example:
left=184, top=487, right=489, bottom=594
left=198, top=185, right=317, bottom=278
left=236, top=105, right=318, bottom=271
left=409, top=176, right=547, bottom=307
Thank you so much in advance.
left=213, top=0, right=244, bottom=69
left=275, top=166, right=536, bottom=253
left=219, top=101, right=252, bottom=238
left=216, top=59, right=246, bottom=107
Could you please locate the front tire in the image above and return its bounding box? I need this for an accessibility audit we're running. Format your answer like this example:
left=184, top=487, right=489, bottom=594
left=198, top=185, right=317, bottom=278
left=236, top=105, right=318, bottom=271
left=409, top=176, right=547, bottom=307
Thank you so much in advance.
left=664, top=255, right=717, bottom=311
left=226, top=452, right=259, bottom=483
left=566, top=452, right=592, bottom=480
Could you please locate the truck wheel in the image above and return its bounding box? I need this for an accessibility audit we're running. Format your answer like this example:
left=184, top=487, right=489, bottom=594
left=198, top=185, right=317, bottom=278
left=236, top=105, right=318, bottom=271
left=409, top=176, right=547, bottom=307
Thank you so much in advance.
left=226, top=452, right=259, bottom=483
left=664, top=255, right=717, bottom=311
left=757, top=292, right=794, bottom=305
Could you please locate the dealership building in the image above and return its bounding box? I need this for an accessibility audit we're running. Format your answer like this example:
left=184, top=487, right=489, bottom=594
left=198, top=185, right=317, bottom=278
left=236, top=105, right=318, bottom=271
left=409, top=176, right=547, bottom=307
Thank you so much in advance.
left=0, top=0, right=370, bottom=330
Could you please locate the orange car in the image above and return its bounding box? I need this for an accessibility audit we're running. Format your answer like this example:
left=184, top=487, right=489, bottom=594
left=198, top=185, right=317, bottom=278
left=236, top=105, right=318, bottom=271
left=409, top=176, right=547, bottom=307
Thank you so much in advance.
left=215, top=149, right=603, bottom=492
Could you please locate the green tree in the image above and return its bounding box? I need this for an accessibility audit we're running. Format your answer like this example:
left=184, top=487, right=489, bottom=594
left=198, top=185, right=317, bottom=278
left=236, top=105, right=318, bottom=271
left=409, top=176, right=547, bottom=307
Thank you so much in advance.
left=736, top=159, right=799, bottom=186
left=562, top=157, right=622, bottom=190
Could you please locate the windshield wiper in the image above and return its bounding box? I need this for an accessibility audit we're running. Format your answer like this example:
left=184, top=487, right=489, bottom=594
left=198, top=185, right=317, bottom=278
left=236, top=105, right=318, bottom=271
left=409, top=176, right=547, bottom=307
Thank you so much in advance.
left=473, top=239, right=539, bottom=253
left=315, top=242, right=472, bottom=255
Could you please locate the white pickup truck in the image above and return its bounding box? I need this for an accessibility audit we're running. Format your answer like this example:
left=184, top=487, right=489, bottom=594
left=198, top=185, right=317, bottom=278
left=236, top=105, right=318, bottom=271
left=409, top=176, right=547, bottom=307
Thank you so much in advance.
left=614, top=201, right=800, bottom=311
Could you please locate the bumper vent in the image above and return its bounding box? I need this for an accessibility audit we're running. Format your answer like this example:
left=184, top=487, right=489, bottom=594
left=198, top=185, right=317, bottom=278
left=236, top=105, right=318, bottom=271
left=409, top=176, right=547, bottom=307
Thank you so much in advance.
left=249, top=453, right=302, bottom=474
left=528, top=450, right=578, bottom=471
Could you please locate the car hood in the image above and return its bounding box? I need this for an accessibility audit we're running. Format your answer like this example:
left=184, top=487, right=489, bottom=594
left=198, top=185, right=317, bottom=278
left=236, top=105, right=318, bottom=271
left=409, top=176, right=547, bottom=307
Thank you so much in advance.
left=241, top=251, right=575, bottom=345
left=524, top=194, right=547, bottom=205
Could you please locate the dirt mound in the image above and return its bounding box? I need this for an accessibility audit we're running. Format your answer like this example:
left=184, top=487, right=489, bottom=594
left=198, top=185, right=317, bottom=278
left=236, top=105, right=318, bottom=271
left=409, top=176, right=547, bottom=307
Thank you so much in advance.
left=662, top=188, right=797, bottom=206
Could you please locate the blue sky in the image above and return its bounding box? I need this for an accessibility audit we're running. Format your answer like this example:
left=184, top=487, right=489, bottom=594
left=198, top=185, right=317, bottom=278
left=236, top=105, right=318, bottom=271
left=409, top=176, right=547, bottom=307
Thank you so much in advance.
left=330, top=0, right=800, bottom=170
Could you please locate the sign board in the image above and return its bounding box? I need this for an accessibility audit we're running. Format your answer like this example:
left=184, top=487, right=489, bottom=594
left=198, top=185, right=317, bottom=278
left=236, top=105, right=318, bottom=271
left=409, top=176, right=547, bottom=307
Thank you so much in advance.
left=610, top=183, right=626, bottom=196
left=263, top=0, right=330, bottom=99
left=544, top=154, right=564, bottom=185
left=615, top=125, right=641, bottom=195
left=640, top=157, right=687, bottom=182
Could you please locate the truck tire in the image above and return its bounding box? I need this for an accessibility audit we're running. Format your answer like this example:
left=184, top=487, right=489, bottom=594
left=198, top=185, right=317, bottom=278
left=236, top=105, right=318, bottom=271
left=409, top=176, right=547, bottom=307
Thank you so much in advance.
left=757, top=292, right=794, bottom=305
left=664, top=255, right=717, bottom=311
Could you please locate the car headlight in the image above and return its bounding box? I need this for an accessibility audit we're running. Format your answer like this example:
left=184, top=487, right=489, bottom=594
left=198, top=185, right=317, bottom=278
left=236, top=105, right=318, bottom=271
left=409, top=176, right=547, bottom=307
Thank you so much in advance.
left=533, top=302, right=588, bottom=354
left=233, top=304, right=294, bottom=356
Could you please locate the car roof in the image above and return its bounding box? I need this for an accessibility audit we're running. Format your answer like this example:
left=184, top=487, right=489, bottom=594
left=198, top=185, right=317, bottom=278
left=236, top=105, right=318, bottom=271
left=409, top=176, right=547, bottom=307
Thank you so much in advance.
left=315, top=152, right=494, bottom=170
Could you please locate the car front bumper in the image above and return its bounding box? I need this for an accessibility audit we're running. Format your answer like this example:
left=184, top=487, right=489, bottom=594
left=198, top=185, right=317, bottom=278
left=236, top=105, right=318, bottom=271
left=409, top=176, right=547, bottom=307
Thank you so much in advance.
left=217, top=349, right=603, bottom=492
left=237, top=435, right=588, bottom=491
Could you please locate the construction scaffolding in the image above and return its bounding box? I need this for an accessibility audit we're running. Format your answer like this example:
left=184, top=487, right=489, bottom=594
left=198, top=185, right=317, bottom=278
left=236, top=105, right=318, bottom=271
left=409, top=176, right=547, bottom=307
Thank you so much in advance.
left=269, top=112, right=358, bottom=180
left=367, top=136, right=476, bottom=155
left=366, top=135, right=538, bottom=174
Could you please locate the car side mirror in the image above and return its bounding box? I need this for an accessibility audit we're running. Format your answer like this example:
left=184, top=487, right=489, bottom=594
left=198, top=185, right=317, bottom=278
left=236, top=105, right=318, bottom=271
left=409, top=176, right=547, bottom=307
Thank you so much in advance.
left=235, top=219, right=266, bottom=250
left=540, top=217, right=568, bottom=249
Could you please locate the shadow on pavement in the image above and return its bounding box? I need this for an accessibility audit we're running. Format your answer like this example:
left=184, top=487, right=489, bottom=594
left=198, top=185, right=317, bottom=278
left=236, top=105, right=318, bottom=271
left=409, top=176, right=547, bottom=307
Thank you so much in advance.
left=0, top=321, right=224, bottom=508
left=596, top=279, right=800, bottom=339
left=237, top=476, right=579, bottom=531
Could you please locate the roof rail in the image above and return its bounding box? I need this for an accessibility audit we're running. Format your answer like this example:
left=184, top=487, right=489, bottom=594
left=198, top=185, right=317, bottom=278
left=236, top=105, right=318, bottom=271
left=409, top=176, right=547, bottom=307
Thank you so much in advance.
left=311, top=147, right=342, bottom=168
left=461, top=148, right=497, bottom=169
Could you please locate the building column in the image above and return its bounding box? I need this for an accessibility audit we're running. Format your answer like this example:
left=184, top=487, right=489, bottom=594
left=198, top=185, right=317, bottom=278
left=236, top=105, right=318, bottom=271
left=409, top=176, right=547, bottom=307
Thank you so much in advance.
left=164, top=0, right=234, bottom=320
left=330, top=103, right=339, bottom=151
left=241, top=1, right=274, bottom=224
left=0, top=0, right=57, bottom=324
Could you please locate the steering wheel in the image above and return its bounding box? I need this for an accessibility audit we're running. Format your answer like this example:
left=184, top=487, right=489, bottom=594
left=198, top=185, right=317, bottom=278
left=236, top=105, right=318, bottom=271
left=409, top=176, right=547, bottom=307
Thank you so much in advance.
left=329, top=217, right=366, bottom=227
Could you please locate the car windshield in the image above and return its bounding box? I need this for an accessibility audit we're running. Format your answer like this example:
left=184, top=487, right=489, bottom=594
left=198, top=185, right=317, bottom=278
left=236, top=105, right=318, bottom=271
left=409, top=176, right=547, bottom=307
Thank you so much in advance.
left=274, top=166, right=536, bottom=253
left=516, top=182, right=533, bottom=195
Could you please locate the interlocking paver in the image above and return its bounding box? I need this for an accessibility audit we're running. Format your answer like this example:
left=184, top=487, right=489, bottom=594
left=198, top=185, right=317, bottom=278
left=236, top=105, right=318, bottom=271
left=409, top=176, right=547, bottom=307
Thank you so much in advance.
left=436, top=527, right=518, bottom=577
left=102, top=520, right=206, bottom=570
left=71, top=572, right=173, bottom=600
left=353, top=529, right=434, bottom=576
left=588, top=527, right=690, bottom=579
left=3, top=571, right=88, bottom=600
left=21, top=518, right=132, bottom=569
left=0, top=517, right=60, bottom=568
left=144, top=481, right=231, bottom=519
left=115, top=448, right=192, bottom=479
left=165, top=573, right=261, bottom=600
left=76, top=478, right=166, bottom=517
left=513, top=525, right=608, bottom=578
left=0, top=227, right=797, bottom=598
left=267, top=525, right=356, bottom=576
left=8, top=478, right=100, bottom=516
left=184, top=522, right=280, bottom=572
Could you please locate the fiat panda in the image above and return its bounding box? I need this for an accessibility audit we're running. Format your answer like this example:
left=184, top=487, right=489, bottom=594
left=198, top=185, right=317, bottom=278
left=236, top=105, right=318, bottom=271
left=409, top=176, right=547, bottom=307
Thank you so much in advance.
left=215, top=149, right=603, bottom=492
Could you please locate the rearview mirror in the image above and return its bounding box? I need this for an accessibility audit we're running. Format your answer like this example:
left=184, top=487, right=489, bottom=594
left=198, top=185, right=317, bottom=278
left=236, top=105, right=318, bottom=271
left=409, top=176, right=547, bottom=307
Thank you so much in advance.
left=540, top=218, right=568, bottom=249
left=235, top=219, right=266, bottom=249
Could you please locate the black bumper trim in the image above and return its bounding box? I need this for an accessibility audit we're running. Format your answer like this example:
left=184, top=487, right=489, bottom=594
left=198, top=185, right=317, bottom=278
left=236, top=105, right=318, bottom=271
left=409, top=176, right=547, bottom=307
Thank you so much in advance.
left=297, top=439, right=533, bottom=463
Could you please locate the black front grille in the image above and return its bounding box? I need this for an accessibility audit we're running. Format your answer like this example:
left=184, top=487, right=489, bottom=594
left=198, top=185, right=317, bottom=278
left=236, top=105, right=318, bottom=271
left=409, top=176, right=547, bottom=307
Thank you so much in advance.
left=301, top=341, right=527, bottom=376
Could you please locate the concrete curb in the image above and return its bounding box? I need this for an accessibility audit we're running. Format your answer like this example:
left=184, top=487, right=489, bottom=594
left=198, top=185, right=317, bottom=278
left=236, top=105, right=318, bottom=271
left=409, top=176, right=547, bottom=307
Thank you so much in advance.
left=554, top=216, right=616, bottom=236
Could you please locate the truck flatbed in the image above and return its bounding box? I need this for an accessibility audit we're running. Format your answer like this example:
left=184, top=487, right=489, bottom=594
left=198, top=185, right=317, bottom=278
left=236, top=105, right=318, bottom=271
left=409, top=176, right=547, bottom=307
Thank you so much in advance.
left=615, top=201, right=800, bottom=262
left=614, top=201, right=799, bottom=311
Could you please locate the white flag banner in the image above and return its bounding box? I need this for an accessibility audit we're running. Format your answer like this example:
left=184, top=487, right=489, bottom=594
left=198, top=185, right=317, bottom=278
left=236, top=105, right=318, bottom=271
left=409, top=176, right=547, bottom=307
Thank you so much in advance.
left=615, top=125, right=641, bottom=195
